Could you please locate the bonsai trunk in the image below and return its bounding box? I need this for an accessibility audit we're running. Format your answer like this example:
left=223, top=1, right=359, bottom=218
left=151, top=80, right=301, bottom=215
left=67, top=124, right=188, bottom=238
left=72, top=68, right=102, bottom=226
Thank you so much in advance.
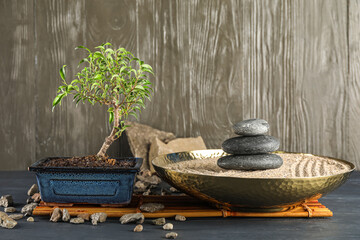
left=97, top=107, right=119, bottom=158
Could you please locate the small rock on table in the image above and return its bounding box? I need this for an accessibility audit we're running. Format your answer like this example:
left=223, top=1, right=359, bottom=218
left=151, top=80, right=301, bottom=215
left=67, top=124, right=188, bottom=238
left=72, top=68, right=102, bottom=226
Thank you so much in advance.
left=119, top=213, right=144, bottom=224
left=31, top=193, right=41, bottom=203
left=152, top=217, right=166, bottom=226
left=27, top=217, right=34, bottom=222
left=77, top=213, right=90, bottom=221
left=140, top=203, right=165, bottom=213
left=62, top=209, right=70, bottom=222
left=133, top=224, right=143, bottom=232
left=0, top=211, right=18, bottom=229
left=163, top=223, right=173, bottom=230
left=174, top=215, right=186, bottom=221
left=21, top=203, right=38, bottom=216
left=8, top=214, right=23, bottom=220
left=4, top=207, right=16, bottom=213
left=70, top=217, right=84, bottom=224
left=50, top=208, right=62, bottom=222
left=165, top=232, right=178, bottom=239
left=217, top=154, right=283, bottom=170
left=233, top=119, right=269, bottom=136
left=27, top=184, right=39, bottom=196
left=222, top=135, right=280, bottom=155
left=91, top=212, right=107, bottom=225
left=0, top=195, right=14, bottom=207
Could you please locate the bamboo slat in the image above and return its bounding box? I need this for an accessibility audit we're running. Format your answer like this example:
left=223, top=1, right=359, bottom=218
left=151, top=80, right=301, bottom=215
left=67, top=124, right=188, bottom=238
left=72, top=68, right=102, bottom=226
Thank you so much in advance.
left=32, top=195, right=332, bottom=218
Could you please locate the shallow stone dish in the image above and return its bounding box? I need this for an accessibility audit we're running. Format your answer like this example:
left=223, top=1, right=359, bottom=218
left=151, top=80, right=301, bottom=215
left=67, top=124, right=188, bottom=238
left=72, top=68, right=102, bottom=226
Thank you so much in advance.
left=152, top=150, right=355, bottom=212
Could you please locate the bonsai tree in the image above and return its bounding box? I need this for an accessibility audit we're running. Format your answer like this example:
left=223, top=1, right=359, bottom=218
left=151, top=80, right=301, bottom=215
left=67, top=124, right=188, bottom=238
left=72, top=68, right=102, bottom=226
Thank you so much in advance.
left=52, top=43, right=153, bottom=159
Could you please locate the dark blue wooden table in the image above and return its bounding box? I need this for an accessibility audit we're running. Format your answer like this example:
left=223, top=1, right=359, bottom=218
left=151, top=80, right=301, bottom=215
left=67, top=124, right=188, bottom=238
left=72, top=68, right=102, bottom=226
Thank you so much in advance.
left=0, top=171, right=359, bottom=240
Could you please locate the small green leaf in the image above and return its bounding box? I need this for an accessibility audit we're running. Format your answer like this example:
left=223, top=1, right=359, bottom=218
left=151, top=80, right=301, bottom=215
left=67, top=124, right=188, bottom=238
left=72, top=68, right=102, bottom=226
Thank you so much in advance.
left=135, top=85, right=145, bottom=91
left=59, top=65, right=67, bottom=81
left=109, top=111, right=114, bottom=124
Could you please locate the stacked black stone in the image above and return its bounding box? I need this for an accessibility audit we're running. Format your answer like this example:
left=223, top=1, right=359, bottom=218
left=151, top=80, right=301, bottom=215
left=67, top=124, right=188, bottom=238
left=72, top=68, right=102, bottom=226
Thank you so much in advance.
left=217, top=119, right=283, bottom=170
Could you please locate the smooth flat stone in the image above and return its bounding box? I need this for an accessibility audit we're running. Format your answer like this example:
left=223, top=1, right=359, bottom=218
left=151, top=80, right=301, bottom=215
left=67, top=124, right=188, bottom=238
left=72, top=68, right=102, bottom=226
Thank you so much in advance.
left=217, top=154, right=283, bottom=170
left=222, top=135, right=280, bottom=155
left=233, top=119, right=269, bottom=136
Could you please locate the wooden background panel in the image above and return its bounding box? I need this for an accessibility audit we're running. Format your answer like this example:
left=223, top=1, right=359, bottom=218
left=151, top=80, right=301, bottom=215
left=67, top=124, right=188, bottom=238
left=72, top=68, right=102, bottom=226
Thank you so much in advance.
left=289, top=0, right=348, bottom=159
left=35, top=0, right=89, bottom=160
left=0, top=0, right=35, bottom=170
left=0, top=0, right=358, bottom=170
left=349, top=1, right=360, bottom=167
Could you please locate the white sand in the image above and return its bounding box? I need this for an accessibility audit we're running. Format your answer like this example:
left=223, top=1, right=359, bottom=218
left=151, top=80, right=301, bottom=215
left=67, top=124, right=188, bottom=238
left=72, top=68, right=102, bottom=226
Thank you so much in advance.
left=166, top=153, right=352, bottom=178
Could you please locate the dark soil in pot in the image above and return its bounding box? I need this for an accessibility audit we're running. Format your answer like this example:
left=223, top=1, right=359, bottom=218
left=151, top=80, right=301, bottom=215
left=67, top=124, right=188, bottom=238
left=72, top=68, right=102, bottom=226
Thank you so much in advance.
left=38, top=155, right=136, bottom=168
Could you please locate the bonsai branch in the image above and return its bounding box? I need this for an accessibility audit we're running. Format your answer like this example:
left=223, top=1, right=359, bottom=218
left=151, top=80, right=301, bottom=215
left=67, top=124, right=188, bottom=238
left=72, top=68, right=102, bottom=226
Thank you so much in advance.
left=97, top=106, right=120, bottom=157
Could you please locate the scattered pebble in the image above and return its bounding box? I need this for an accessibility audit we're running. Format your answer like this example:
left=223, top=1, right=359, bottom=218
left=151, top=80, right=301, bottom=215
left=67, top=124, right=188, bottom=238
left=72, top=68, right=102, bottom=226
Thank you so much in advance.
left=70, top=217, right=84, bottom=224
left=31, top=193, right=41, bottom=203
left=27, top=184, right=39, bottom=196
left=133, top=224, right=143, bottom=232
left=27, top=217, right=34, bottom=222
left=134, top=181, right=147, bottom=191
left=50, top=208, right=62, bottom=222
left=163, top=223, right=173, bottom=230
left=152, top=217, right=166, bottom=226
left=21, top=203, right=38, bottom=216
left=4, top=207, right=16, bottom=213
left=0, top=195, right=14, bottom=207
left=175, top=215, right=186, bottom=221
left=165, top=232, right=178, bottom=239
left=62, top=209, right=70, bottom=222
left=140, top=203, right=165, bottom=213
left=137, top=175, right=162, bottom=185
left=77, top=213, right=90, bottom=221
left=142, top=189, right=151, bottom=196
left=91, top=212, right=107, bottom=225
left=169, top=187, right=179, bottom=193
left=8, top=214, right=23, bottom=220
left=0, top=211, right=18, bottom=229
left=119, top=213, right=144, bottom=224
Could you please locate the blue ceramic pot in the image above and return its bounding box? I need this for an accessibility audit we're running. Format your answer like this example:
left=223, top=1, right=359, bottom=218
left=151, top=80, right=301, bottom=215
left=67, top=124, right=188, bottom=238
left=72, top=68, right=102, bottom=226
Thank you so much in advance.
left=28, top=157, right=142, bottom=204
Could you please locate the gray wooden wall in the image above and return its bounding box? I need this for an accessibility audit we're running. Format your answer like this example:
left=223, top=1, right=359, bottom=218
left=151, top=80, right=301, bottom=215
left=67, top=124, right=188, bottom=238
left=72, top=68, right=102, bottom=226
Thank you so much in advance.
left=1, top=0, right=360, bottom=170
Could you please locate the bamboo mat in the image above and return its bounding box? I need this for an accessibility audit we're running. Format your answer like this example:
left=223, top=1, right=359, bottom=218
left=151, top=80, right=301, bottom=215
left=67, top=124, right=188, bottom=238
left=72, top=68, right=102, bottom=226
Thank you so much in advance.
left=32, top=195, right=332, bottom=218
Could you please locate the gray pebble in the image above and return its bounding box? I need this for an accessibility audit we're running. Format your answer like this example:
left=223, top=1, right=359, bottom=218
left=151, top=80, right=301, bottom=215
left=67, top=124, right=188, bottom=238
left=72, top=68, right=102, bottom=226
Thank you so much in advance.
left=233, top=119, right=269, bottom=136
left=163, top=223, right=173, bottom=230
left=119, top=213, right=144, bottom=224
left=4, top=207, right=16, bottom=213
left=62, top=209, right=70, bottom=222
left=9, top=214, right=23, bottom=220
left=91, top=212, right=107, bottom=225
left=50, top=208, right=62, bottom=222
left=175, top=215, right=186, bottom=221
left=70, top=217, right=84, bottom=224
left=27, top=184, right=39, bottom=196
left=27, top=217, right=34, bottom=222
left=21, top=203, right=38, bottom=216
left=0, top=195, right=13, bottom=207
left=222, top=135, right=280, bottom=155
left=140, top=203, right=165, bottom=213
left=217, top=154, right=283, bottom=170
left=133, top=224, right=143, bottom=232
left=165, top=232, right=178, bottom=239
left=152, top=217, right=166, bottom=226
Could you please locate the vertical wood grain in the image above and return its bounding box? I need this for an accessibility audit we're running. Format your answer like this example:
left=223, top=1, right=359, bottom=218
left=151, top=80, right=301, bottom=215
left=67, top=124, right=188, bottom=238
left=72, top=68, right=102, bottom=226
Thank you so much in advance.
left=289, top=0, right=349, bottom=160
left=0, top=0, right=357, bottom=169
left=348, top=0, right=360, bottom=169
left=0, top=0, right=35, bottom=170
left=35, top=0, right=88, bottom=159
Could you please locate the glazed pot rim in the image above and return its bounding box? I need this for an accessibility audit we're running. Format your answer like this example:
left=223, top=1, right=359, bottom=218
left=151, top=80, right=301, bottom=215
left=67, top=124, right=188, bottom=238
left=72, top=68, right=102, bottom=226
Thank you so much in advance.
left=29, top=156, right=143, bottom=173
left=152, top=149, right=355, bottom=180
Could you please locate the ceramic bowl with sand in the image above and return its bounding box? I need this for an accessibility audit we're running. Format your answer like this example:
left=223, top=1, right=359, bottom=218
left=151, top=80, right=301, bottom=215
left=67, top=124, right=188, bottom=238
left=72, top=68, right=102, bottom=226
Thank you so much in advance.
left=152, top=149, right=355, bottom=211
